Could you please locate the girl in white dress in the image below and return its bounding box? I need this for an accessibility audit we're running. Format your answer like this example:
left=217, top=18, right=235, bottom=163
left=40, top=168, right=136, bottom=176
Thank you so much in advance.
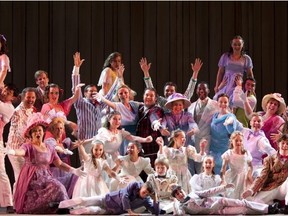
left=190, top=155, right=222, bottom=192
left=156, top=129, right=206, bottom=193
left=72, top=140, right=124, bottom=198
left=220, top=131, right=253, bottom=199
left=94, top=111, right=153, bottom=161
left=109, top=141, right=155, bottom=191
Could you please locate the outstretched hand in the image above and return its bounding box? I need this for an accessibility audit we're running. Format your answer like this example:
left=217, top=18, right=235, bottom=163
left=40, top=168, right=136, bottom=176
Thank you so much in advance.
left=139, top=57, right=151, bottom=74
left=191, top=58, right=203, bottom=73
left=73, top=52, right=85, bottom=67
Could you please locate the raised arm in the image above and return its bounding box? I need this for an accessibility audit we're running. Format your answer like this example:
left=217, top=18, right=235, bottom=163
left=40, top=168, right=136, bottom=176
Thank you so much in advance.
left=183, top=58, right=203, bottom=100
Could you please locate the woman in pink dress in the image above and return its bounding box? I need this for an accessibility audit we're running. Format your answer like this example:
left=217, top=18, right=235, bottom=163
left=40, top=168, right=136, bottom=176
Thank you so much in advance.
left=243, top=93, right=286, bottom=150
left=0, top=113, right=86, bottom=214
left=41, top=82, right=83, bottom=137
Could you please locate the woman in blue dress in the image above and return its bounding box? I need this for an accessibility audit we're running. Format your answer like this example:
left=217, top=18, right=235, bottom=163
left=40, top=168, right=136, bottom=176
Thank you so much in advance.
left=210, top=93, right=242, bottom=174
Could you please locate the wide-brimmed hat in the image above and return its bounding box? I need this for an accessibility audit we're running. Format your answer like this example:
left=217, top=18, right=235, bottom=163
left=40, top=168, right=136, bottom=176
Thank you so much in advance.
left=261, top=93, right=286, bottom=115
left=24, top=112, right=48, bottom=138
left=164, top=93, right=191, bottom=110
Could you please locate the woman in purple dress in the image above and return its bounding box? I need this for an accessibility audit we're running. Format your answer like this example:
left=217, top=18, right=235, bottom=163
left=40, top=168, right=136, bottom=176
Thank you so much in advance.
left=213, top=35, right=254, bottom=102
left=45, top=116, right=79, bottom=198
left=0, top=113, right=86, bottom=214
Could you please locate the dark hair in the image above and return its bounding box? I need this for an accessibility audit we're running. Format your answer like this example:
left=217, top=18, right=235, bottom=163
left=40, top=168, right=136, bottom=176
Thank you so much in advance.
left=103, top=52, right=122, bottom=69
left=143, top=87, right=157, bottom=97
left=171, top=185, right=182, bottom=198
left=126, top=141, right=144, bottom=157
left=21, top=87, right=37, bottom=101
left=84, top=84, right=97, bottom=93
left=44, top=83, right=64, bottom=100
left=217, top=93, right=229, bottom=101
left=102, top=111, right=122, bottom=129
left=0, top=34, right=8, bottom=55
left=5, top=83, right=20, bottom=97
left=168, top=129, right=185, bottom=147
left=34, top=70, right=49, bottom=80
left=201, top=155, right=216, bottom=175
left=277, top=134, right=288, bottom=143
left=228, top=35, right=245, bottom=56
left=163, top=82, right=177, bottom=92
left=143, top=181, right=155, bottom=195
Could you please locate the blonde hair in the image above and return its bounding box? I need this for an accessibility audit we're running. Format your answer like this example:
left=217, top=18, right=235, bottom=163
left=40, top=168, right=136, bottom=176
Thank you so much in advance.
left=229, top=131, right=246, bottom=154
left=91, top=140, right=106, bottom=169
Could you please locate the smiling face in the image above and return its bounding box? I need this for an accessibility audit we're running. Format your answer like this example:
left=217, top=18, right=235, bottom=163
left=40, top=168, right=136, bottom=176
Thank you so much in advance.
left=231, top=38, right=244, bottom=53
left=36, top=72, right=49, bottom=90
left=218, top=95, right=229, bottom=111
left=164, top=85, right=176, bottom=98
left=250, top=115, right=263, bottom=131
left=110, top=56, right=122, bottom=70
left=279, top=139, right=288, bottom=155
left=244, top=79, right=255, bottom=94
left=230, top=134, right=243, bottom=150
left=48, top=87, right=60, bottom=104
left=173, top=131, right=186, bottom=148
left=266, top=98, right=280, bottom=115
left=202, top=157, right=215, bottom=175
left=171, top=100, right=184, bottom=114
left=52, top=122, right=65, bottom=139
left=117, top=87, right=130, bottom=102
left=143, top=89, right=156, bottom=107
left=174, top=189, right=186, bottom=202
left=127, top=143, right=139, bottom=157
left=92, top=143, right=104, bottom=158
left=109, top=114, right=121, bottom=129
left=23, top=91, right=36, bottom=109
left=196, top=83, right=209, bottom=100
left=84, top=86, right=97, bottom=101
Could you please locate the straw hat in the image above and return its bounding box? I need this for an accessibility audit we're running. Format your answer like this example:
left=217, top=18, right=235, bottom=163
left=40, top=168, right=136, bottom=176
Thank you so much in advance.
left=261, top=93, right=286, bottom=115
left=24, top=112, right=48, bottom=138
left=164, top=93, right=191, bottom=110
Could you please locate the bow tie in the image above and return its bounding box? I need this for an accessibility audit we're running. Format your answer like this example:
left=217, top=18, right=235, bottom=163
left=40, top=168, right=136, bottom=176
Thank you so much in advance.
left=156, top=175, right=166, bottom=179
left=279, top=154, right=288, bottom=160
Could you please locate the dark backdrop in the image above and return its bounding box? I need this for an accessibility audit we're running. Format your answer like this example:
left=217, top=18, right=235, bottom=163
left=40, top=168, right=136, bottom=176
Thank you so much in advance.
left=1, top=1, right=288, bottom=182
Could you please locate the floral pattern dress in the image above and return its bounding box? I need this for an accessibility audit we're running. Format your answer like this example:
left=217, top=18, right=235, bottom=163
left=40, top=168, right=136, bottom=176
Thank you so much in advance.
left=14, top=143, right=69, bottom=214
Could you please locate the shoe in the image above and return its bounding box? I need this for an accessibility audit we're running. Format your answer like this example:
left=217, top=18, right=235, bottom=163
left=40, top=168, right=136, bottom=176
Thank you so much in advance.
left=268, top=202, right=279, bottom=214
left=56, top=208, right=71, bottom=214
left=70, top=207, right=90, bottom=215
left=48, top=202, right=60, bottom=208
left=279, top=205, right=288, bottom=214
left=59, top=197, right=83, bottom=209
left=6, top=206, right=15, bottom=214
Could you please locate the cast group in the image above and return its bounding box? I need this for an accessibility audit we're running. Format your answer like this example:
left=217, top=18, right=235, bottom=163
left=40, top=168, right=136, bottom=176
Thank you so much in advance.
left=0, top=34, right=287, bottom=215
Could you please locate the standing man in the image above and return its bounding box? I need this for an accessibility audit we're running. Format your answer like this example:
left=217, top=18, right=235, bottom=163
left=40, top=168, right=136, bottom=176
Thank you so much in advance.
left=136, top=88, right=164, bottom=169
left=6, top=87, right=37, bottom=189
left=34, top=70, right=49, bottom=112
left=0, top=83, right=19, bottom=213
left=71, top=52, right=123, bottom=153
left=188, top=82, right=218, bottom=173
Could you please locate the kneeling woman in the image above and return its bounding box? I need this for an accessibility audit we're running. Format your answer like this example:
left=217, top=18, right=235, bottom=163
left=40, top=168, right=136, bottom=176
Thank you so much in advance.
left=1, top=113, right=86, bottom=214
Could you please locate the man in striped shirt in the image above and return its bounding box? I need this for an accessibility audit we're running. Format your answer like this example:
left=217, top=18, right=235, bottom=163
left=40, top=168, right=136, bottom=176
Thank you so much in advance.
left=71, top=52, right=123, bottom=153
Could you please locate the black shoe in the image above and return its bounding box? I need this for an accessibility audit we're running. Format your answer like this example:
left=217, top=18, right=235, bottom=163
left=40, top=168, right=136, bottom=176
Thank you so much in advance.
left=56, top=208, right=70, bottom=214
left=48, top=202, right=60, bottom=208
left=268, top=202, right=279, bottom=214
left=6, top=206, right=15, bottom=214
left=279, top=205, right=288, bottom=214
